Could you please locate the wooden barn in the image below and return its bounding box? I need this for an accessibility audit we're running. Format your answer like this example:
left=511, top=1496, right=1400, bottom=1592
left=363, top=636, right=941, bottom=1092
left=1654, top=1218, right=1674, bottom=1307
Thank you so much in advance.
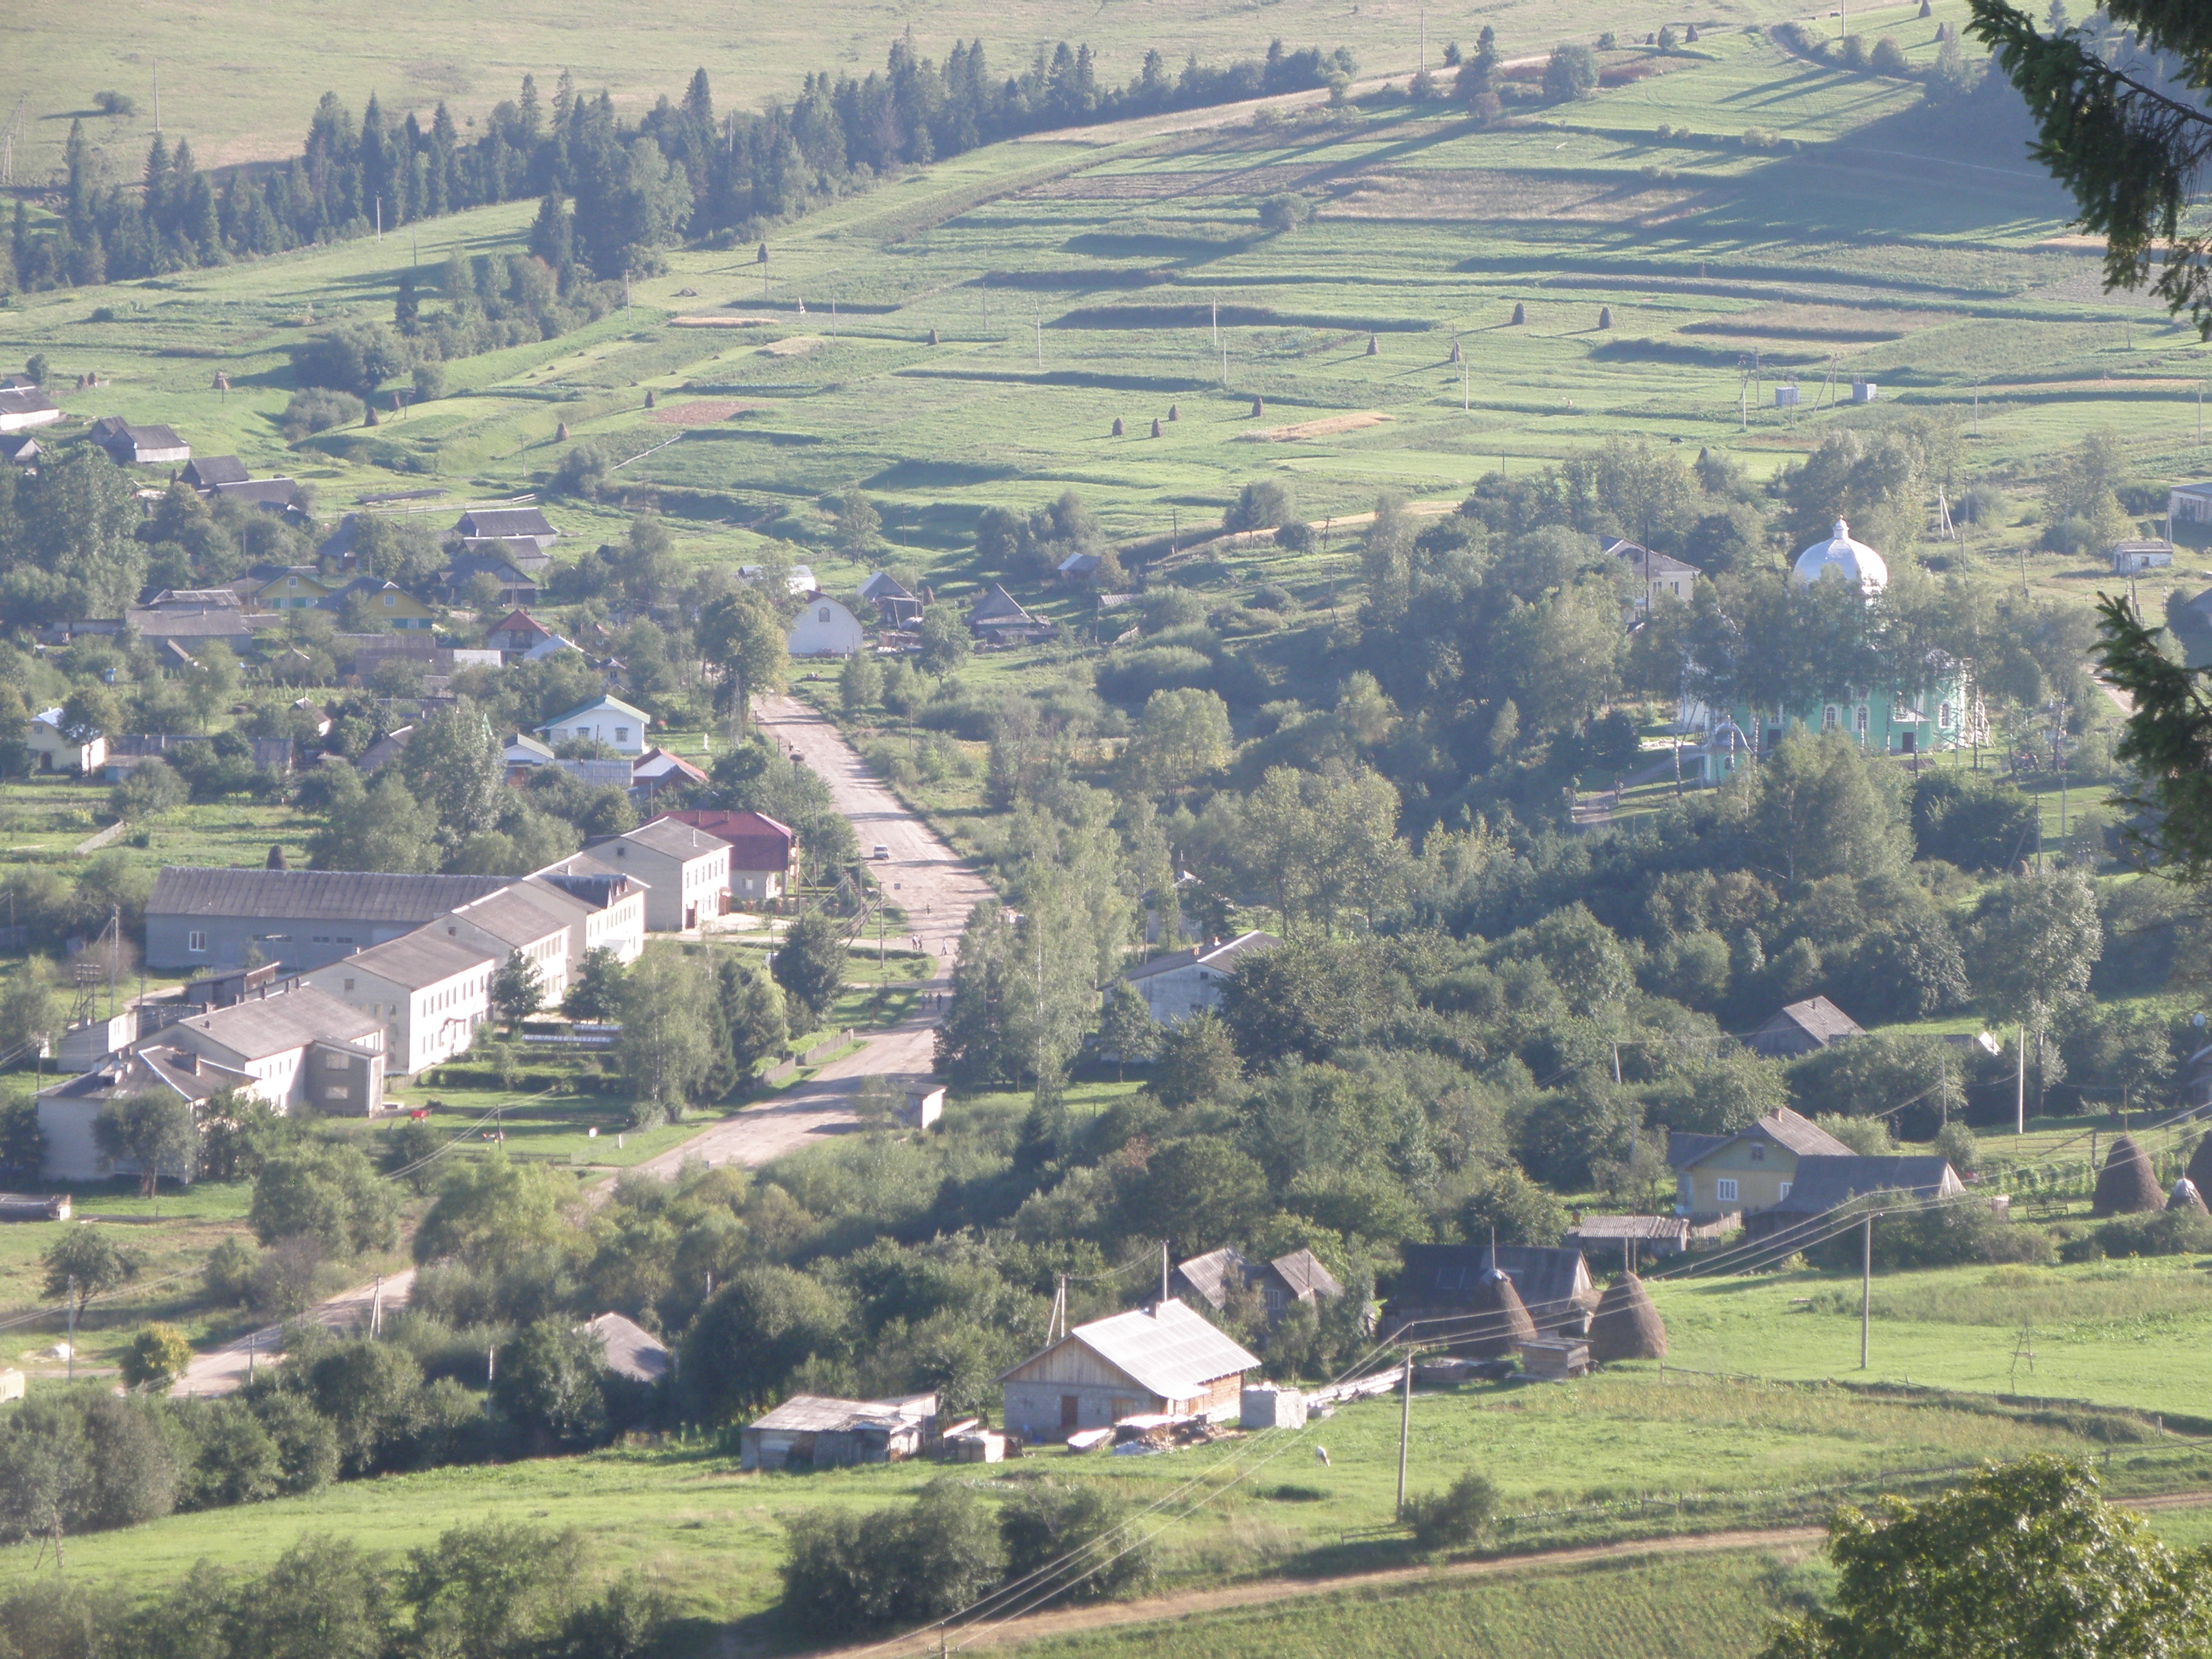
left=999, top=1299, right=1259, bottom=1444
left=739, top=1392, right=938, bottom=1471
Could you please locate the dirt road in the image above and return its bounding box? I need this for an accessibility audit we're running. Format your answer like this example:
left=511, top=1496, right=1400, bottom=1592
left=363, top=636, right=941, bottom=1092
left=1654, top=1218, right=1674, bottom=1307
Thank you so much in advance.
left=172, top=1267, right=415, bottom=1399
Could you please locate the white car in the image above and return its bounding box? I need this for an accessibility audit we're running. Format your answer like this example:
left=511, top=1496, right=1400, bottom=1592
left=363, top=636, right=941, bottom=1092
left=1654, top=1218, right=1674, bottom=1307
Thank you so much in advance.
left=873, top=844, right=891, bottom=860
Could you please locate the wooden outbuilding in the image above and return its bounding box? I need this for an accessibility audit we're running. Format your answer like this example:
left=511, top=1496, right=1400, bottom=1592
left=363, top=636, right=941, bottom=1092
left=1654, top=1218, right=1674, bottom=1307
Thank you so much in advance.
left=999, top=1298, right=1258, bottom=1444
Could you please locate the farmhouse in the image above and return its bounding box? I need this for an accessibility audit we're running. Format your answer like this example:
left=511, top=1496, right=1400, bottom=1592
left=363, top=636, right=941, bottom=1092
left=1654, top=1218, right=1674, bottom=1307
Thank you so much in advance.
left=146, top=867, right=511, bottom=973
left=538, top=694, right=651, bottom=756
left=26, top=708, right=104, bottom=775
left=582, top=820, right=730, bottom=931
left=488, top=609, right=559, bottom=655
left=0, top=384, right=62, bottom=433
left=91, top=419, right=190, bottom=466
left=968, top=583, right=1049, bottom=643
left=787, top=597, right=866, bottom=658
left=1747, top=995, right=1865, bottom=1059
left=1668, top=1107, right=1856, bottom=1221
left=1606, top=539, right=1700, bottom=608
left=446, top=549, right=545, bottom=608
left=1746, top=1155, right=1966, bottom=1240
left=1118, top=931, right=1279, bottom=1026
left=860, top=570, right=923, bottom=627
left=999, top=1298, right=1259, bottom=1443
left=453, top=506, right=559, bottom=548
left=1383, top=1243, right=1595, bottom=1342
left=648, top=808, right=795, bottom=900
left=255, top=568, right=338, bottom=612
left=1173, top=1245, right=1344, bottom=1324
left=739, top=1393, right=939, bottom=1471
left=181, top=455, right=250, bottom=489
left=301, top=931, right=497, bottom=1074
left=325, top=577, right=437, bottom=630
left=0, top=434, right=42, bottom=469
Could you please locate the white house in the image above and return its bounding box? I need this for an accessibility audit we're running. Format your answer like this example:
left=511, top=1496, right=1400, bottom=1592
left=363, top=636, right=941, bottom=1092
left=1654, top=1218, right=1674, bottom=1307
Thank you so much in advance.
left=0, top=384, right=63, bottom=434
left=580, top=820, right=731, bottom=931
left=303, top=932, right=498, bottom=1074
left=2170, top=481, right=2212, bottom=526
left=2112, top=539, right=2176, bottom=574
left=1607, top=539, right=1700, bottom=609
left=426, top=884, right=581, bottom=1005
left=538, top=694, right=651, bottom=757
left=1118, top=931, right=1279, bottom=1026
left=26, top=708, right=106, bottom=775
left=525, top=865, right=649, bottom=964
left=787, top=597, right=866, bottom=659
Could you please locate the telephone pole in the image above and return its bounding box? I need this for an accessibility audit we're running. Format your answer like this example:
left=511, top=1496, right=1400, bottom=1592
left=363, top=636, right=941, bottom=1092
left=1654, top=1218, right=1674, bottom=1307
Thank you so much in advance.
left=1860, top=1215, right=1873, bottom=1369
left=1396, top=1348, right=1414, bottom=1516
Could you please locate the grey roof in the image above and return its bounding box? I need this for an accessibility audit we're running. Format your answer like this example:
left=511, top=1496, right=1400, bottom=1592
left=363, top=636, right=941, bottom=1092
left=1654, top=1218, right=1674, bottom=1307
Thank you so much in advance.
left=184, top=456, right=250, bottom=488
left=1267, top=1247, right=1342, bottom=1302
left=0, top=434, right=41, bottom=464
left=0, top=386, right=60, bottom=419
left=1023, top=1299, right=1259, bottom=1398
left=210, top=478, right=303, bottom=510
left=1668, top=1108, right=1854, bottom=1170
left=168, top=985, right=384, bottom=1061
left=585, top=1313, right=672, bottom=1383
left=1606, top=538, right=1701, bottom=580
left=106, top=422, right=187, bottom=453
left=969, top=583, right=1037, bottom=626
left=328, top=930, right=497, bottom=991
left=1392, top=1244, right=1589, bottom=1322
left=149, top=866, right=511, bottom=924
left=38, top=1045, right=245, bottom=1106
left=860, top=571, right=915, bottom=602
left=147, top=588, right=244, bottom=610
left=1764, top=1155, right=1962, bottom=1216
left=460, top=537, right=554, bottom=572
left=1174, top=1246, right=1250, bottom=1311
left=456, top=506, right=556, bottom=540
left=1564, top=1215, right=1691, bottom=1242
left=127, top=608, right=258, bottom=641
left=603, top=820, right=730, bottom=863
left=434, top=883, right=587, bottom=949
left=1123, top=931, right=1279, bottom=984
left=748, top=1392, right=936, bottom=1433
left=1759, top=997, right=1865, bottom=1049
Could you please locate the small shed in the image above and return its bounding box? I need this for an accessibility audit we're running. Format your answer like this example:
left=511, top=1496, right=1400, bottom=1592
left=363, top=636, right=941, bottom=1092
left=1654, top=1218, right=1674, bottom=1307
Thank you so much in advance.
left=1517, top=1337, right=1592, bottom=1381
left=1240, top=1384, right=1307, bottom=1429
left=1746, top=996, right=1865, bottom=1059
left=900, top=1085, right=945, bottom=1129
left=739, top=1392, right=939, bottom=1472
left=2111, top=539, right=2175, bottom=574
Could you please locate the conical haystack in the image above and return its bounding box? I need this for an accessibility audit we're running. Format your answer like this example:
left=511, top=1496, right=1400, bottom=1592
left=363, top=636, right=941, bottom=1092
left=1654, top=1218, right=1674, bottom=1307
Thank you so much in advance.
left=1589, top=1272, right=1668, bottom=1363
left=1458, top=1268, right=1537, bottom=1359
left=2093, top=1133, right=2163, bottom=1216
left=2168, top=1178, right=2210, bottom=1216
left=2184, top=1135, right=2212, bottom=1200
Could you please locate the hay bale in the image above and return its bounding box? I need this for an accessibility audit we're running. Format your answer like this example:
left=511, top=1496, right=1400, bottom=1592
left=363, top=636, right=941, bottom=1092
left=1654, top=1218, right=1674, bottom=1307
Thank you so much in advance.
left=556, top=421, right=569, bottom=442
left=2093, top=1133, right=2163, bottom=1216
left=1598, top=306, right=1614, bottom=329
left=928, top=327, right=939, bottom=346
left=1251, top=397, right=1264, bottom=417
left=1168, top=404, right=1179, bottom=421
left=2184, top=1134, right=2212, bottom=1198
left=1510, top=301, right=1526, bottom=325
left=1111, top=417, right=1124, bottom=436
left=2170, top=1178, right=2210, bottom=1216
left=1366, top=334, right=1379, bottom=356
left=1589, top=1273, right=1667, bottom=1362
left=757, top=241, right=770, bottom=263
left=1150, top=418, right=1162, bottom=438
left=1456, top=1268, right=1538, bottom=1359
left=645, top=388, right=656, bottom=409
left=364, top=404, right=378, bottom=427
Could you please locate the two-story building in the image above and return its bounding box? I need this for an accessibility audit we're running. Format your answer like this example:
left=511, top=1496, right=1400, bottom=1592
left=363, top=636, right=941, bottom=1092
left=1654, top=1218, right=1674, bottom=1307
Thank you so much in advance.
left=526, top=868, right=649, bottom=964
left=303, top=932, right=497, bottom=1074
left=538, top=694, right=652, bottom=757
left=581, top=820, right=731, bottom=931
left=146, top=868, right=511, bottom=974
left=1117, top=932, right=1279, bottom=1027
left=1667, top=1108, right=1855, bottom=1221
left=27, top=708, right=105, bottom=775
left=427, top=883, right=583, bottom=1005
left=645, top=809, right=795, bottom=902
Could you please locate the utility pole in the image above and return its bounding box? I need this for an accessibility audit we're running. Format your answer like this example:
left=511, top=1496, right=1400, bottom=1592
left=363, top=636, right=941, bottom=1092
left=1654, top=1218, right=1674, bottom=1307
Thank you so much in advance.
left=1396, top=1347, right=1413, bottom=1517
left=1860, top=1215, right=1872, bottom=1369
left=2016, top=1023, right=2026, bottom=1133
left=1212, top=298, right=1218, bottom=350
left=375, top=196, right=382, bottom=241
left=1034, top=298, right=1042, bottom=370
left=1462, top=360, right=1469, bottom=412
left=1159, top=1240, right=1170, bottom=1307
left=66, top=1278, right=76, bottom=1381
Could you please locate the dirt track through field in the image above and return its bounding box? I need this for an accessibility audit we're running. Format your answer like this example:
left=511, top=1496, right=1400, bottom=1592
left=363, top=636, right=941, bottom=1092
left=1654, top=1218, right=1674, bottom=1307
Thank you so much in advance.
left=800, top=1490, right=2212, bottom=1657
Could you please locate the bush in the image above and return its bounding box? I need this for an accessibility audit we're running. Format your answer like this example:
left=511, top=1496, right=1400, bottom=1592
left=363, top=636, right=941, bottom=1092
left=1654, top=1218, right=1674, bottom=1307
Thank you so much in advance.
left=1912, top=772, right=2040, bottom=872
left=999, top=1482, right=1155, bottom=1603
left=1544, top=42, right=1599, bottom=100
left=781, top=1481, right=1007, bottom=1637
left=1274, top=521, right=1316, bottom=553
left=110, top=758, right=186, bottom=820
left=552, top=440, right=618, bottom=498
left=1406, top=1471, right=1497, bottom=1550
left=411, top=363, right=446, bottom=401
left=119, top=1324, right=192, bottom=1391
left=1810, top=1192, right=2054, bottom=1272
left=1871, top=36, right=1911, bottom=74
left=1094, top=646, right=1213, bottom=703
left=280, top=387, right=365, bottom=440
left=2090, top=1207, right=2212, bottom=1259
left=1257, top=193, right=1315, bottom=233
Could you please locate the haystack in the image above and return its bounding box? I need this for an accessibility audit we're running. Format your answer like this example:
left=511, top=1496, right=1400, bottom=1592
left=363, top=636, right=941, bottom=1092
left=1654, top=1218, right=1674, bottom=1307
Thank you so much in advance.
left=1598, top=306, right=1614, bottom=329
left=1510, top=301, right=1526, bottom=325
left=2169, top=1178, right=2210, bottom=1216
left=1150, top=418, right=1162, bottom=438
left=1456, top=1267, right=1537, bottom=1359
left=1589, top=1272, right=1667, bottom=1363
left=2184, top=1134, right=2212, bottom=1199
left=1251, top=396, right=1264, bottom=417
left=1111, top=417, right=1124, bottom=437
left=2093, top=1133, right=2163, bottom=1216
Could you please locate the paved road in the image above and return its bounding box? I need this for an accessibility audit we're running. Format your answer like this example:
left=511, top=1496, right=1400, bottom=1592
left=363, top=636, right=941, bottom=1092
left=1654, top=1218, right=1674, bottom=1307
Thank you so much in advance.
left=172, top=1267, right=415, bottom=1399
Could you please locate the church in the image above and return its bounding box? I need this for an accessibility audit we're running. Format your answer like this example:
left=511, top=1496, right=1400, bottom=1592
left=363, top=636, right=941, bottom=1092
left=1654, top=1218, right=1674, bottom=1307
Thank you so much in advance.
left=1677, top=519, right=1981, bottom=784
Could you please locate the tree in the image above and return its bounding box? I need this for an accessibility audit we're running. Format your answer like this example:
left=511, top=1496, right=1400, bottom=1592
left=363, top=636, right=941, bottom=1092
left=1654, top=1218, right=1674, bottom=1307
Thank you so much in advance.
left=681, top=1265, right=851, bottom=1423
left=119, top=1323, right=192, bottom=1392
left=1969, top=0, right=2212, bottom=336
left=2091, top=594, right=2212, bottom=881
left=249, top=1141, right=398, bottom=1257
left=401, top=1522, right=590, bottom=1658
left=1098, top=980, right=1158, bottom=1080
left=1121, top=688, right=1232, bottom=791
left=1763, top=1455, right=2212, bottom=1658
left=0, top=962, right=57, bottom=1059
left=1153, top=1010, right=1243, bottom=1108
left=306, top=770, right=441, bottom=873
left=181, top=639, right=241, bottom=729
left=41, top=1227, right=140, bottom=1322
left=998, top=1482, right=1155, bottom=1604
left=1406, top=1471, right=1498, bottom=1552
left=397, top=696, right=502, bottom=850
left=111, top=757, right=187, bottom=820
left=614, top=949, right=718, bottom=1115
left=1458, top=1165, right=1567, bottom=1246
left=830, top=490, right=882, bottom=560
left=697, top=587, right=786, bottom=722
left=917, top=606, right=970, bottom=682
left=1968, top=866, right=2102, bottom=1102
left=711, top=956, right=787, bottom=1092
left=228, top=1534, right=393, bottom=1659
left=491, top=1322, right=609, bottom=1449
left=781, top=1480, right=1007, bottom=1637
left=771, top=911, right=846, bottom=1028
left=490, top=950, right=545, bottom=1029
left=1126, top=1137, right=1267, bottom=1252
left=93, top=1091, right=199, bottom=1199
left=1544, top=42, right=1600, bottom=100
left=413, top=1151, right=569, bottom=1270
left=561, top=946, right=626, bottom=1021
left=839, top=650, right=883, bottom=715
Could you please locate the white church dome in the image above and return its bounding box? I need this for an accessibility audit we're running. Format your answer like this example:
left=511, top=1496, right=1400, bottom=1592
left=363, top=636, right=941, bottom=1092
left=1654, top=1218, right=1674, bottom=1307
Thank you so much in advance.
left=1792, top=518, right=1888, bottom=592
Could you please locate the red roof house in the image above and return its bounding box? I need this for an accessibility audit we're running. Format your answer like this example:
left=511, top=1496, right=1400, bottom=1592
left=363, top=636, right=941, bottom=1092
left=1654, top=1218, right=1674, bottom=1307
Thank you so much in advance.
left=647, top=809, right=795, bottom=900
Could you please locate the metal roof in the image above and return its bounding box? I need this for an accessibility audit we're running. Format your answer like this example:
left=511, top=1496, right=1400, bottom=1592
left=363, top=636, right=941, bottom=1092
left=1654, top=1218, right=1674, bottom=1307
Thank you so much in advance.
left=1031, top=1299, right=1259, bottom=1398
left=1173, top=1247, right=1250, bottom=1311
left=748, top=1393, right=936, bottom=1433
left=434, top=883, right=585, bottom=949
left=1565, top=1215, right=1691, bottom=1241
left=1763, top=996, right=1866, bottom=1048
left=455, top=506, right=557, bottom=539
left=169, top=985, right=384, bottom=1061
left=327, top=930, right=497, bottom=991
left=1763, top=1155, right=1962, bottom=1216
left=584, top=1313, right=672, bottom=1383
left=1667, top=1108, right=1854, bottom=1171
left=606, top=820, right=729, bottom=863
left=1122, top=931, right=1279, bottom=984
left=149, top=867, right=510, bottom=923
left=1392, top=1244, right=1589, bottom=1321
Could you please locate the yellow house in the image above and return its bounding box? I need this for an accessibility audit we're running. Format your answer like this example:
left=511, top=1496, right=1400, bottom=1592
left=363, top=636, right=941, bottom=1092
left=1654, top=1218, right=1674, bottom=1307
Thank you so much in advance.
left=328, top=577, right=437, bottom=630
left=255, top=568, right=336, bottom=611
left=1666, top=1108, right=1854, bottom=1221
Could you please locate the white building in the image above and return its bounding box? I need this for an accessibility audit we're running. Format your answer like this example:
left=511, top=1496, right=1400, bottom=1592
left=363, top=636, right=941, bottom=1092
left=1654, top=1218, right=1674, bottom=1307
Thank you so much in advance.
left=303, top=932, right=497, bottom=1074
left=2170, top=481, right=2212, bottom=526
left=2111, top=539, right=2175, bottom=574
left=0, top=384, right=63, bottom=434
left=999, top=1299, right=1260, bottom=1443
left=27, top=708, right=105, bottom=775
left=1606, top=539, right=1700, bottom=609
left=426, top=884, right=581, bottom=1005
left=787, top=597, right=866, bottom=659
left=525, top=867, right=649, bottom=965
left=580, top=820, right=732, bottom=931
left=537, top=694, right=651, bottom=757
left=1118, top=931, right=1279, bottom=1026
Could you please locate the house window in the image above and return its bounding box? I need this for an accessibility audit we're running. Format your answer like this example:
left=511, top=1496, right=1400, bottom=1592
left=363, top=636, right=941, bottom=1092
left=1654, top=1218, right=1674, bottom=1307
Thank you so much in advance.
left=1715, top=1178, right=1738, bottom=1203
left=1855, top=705, right=1870, bottom=734
left=1778, top=1181, right=1792, bottom=1199
left=344, top=977, right=355, bottom=992
left=615, top=727, right=629, bottom=743
left=324, top=1085, right=350, bottom=1101
left=1749, top=1144, right=1765, bottom=1162
left=1822, top=706, right=1839, bottom=731
left=324, top=1053, right=347, bottom=1070
left=383, top=594, right=395, bottom=607
left=287, top=576, right=300, bottom=589
left=1938, top=703, right=1952, bottom=728
left=187, top=930, right=206, bottom=953
left=819, top=607, right=831, bottom=623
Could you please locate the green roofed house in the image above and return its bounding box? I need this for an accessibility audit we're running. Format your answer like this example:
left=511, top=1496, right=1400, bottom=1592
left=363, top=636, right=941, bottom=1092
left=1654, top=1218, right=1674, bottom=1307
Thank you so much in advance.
left=1676, top=518, right=1980, bottom=783
left=537, top=694, right=651, bottom=757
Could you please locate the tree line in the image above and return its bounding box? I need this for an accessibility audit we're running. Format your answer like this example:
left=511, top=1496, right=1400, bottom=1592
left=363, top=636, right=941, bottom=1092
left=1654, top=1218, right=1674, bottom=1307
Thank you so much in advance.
left=2, top=35, right=1355, bottom=293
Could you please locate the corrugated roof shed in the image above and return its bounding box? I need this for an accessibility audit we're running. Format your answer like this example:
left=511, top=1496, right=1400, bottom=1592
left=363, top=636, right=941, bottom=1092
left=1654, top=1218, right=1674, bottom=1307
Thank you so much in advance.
left=150, top=868, right=510, bottom=923
left=1764, top=1155, right=1962, bottom=1216
left=748, top=1392, right=934, bottom=1432
left=1269, top=1247, right=1342, bottom=1302
left=1173, top=1246, right=1251, bottom=1310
